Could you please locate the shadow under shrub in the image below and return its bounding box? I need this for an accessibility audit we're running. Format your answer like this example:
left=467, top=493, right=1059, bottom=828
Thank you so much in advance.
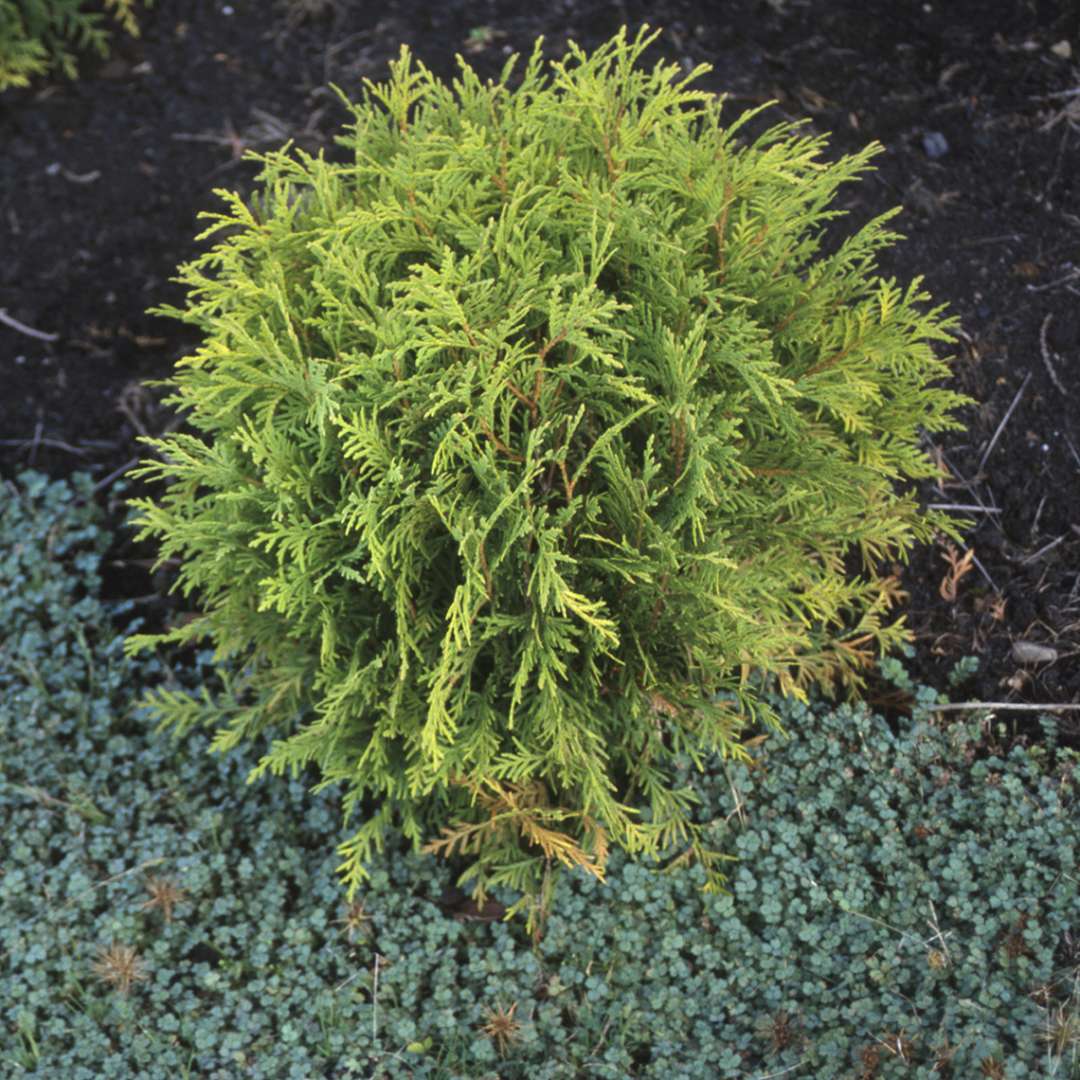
left=123, top=26, right=969, bottom=933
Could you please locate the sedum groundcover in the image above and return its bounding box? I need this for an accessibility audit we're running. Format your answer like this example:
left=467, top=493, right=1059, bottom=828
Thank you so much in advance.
left=1, top=470, right=1077, bottom=1078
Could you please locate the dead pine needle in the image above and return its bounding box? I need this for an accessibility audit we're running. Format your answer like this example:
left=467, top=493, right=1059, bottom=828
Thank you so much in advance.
left=0, top=307, right=59, bottom=342
left=977, top=371, right=1031, bottom=476
left=1020, top=534, right=1067, bottom=566
left=927, top=701, right=1080, bottom=714
left=1065, top=435, right=1080, bottom=471
left=1039, top=313, right=1068, bottom=396
left=927, top=503, right=1002, bottom=514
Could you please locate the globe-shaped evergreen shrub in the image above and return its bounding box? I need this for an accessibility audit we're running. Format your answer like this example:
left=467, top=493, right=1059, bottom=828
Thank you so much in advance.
left=126, top=26, right=968, bottom=931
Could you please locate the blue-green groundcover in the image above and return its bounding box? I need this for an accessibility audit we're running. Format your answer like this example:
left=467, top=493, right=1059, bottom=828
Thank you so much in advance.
left=1, top=471, right=1077, bottom=1079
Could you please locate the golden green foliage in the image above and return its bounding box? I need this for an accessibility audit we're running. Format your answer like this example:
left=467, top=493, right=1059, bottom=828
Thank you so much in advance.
left=0, top=0, right=152, bottom=91
left=125, top=27, right=969, bottom=935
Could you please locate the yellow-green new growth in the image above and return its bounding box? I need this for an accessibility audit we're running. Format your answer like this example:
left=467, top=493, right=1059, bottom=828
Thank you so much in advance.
left=0, top=0, right=152, bottom=91
left=124, top=26, right=970, bottom=937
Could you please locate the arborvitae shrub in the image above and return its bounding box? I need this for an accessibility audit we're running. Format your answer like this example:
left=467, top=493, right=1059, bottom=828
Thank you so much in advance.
left=0, top=0, right=152, bottom=91
left=125, top=26, right=969, bottom=933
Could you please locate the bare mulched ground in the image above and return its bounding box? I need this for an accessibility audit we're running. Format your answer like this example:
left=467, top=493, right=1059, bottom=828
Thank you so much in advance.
left=1, top=0, right=1078, bottom=745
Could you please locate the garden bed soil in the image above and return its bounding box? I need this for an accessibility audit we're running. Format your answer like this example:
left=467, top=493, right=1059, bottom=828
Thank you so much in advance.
left=1, top=0, right=1078, bottom=743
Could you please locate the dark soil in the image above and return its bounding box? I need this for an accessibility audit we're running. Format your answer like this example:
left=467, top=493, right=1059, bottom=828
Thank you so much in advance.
left=2, top=1, right=1078, bottom=743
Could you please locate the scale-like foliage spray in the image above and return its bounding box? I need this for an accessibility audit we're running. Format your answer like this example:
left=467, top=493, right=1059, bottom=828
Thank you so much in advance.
left=125, top=27, right=969, bottom=936
left=0, top=0, right=151, bottom=90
